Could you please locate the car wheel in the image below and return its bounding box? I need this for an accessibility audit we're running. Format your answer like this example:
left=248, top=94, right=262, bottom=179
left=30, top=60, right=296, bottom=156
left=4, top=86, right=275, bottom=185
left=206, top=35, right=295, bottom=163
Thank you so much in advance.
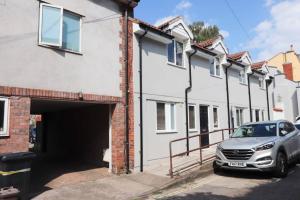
left=274, top=152, right=288, bottom=178
left=213, top=161, right=222, bottom=174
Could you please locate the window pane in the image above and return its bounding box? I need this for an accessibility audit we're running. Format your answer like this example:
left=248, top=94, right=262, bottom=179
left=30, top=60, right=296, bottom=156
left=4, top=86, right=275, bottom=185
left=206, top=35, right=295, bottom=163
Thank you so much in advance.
left=255, top=110, right=260, bottom=122
left=213, top=107, right=218, bottom=127
left=63, top=11, right=80, bottom=52
left=216, top=65, right=220, bottom=76
left=189, top=106, right=195, bottom=129
left=240, top=110, right=244, bottom=124
left=168, top=41, right=175, bottom=63
left=0, top=101, right=4, bottom=131
left=170, top=104, right=175, bottom=130
left=157, top=103, right=165, bottom=130
left=262, top=111, right=264, bottom=121
left=176, top=41, right=183, bottom=66
left=210, top=65, right=215, bottom=75
left=236, top=110, right=240, bottom=127
left=41, top=5, right=61, bottom=45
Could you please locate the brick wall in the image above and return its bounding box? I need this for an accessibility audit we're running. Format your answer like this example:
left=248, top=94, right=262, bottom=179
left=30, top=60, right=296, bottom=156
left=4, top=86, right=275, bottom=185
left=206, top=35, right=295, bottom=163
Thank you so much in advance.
left=0, top=97, right=30, bottom=153
left=110, top=16, right=134, bottom=173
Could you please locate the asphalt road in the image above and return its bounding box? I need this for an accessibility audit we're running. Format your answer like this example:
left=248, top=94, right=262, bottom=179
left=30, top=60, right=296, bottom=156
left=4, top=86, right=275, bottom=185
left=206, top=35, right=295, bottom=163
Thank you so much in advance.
left=148, top=164, right=300, bottom=200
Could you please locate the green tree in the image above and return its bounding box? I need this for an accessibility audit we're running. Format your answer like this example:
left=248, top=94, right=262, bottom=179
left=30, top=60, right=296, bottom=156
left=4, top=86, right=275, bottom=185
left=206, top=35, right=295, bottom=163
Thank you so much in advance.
left=189, top=21, right=219, bottom=43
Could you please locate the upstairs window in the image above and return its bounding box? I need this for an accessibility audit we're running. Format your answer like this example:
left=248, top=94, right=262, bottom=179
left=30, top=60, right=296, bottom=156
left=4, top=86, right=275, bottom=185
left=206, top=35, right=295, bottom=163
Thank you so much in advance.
left=156, top=102, right=176, bottom=132
left=0, top=98, right=9, bottom=137
left=168, top=40, right=183, bottom=66
left=239, top=69, right=247, bottom=84
left=39, top=3, right=81, bottom=53
left=210, top=58, right=221, bottom=77
left=259, top=78, right=264, bottom=89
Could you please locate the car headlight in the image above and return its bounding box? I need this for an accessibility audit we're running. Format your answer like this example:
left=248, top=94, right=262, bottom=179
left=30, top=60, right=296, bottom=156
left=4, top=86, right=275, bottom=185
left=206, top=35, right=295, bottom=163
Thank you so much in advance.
left=217, top=144, right=223, bottom=151
left=255, top=142, right=275, bottom=151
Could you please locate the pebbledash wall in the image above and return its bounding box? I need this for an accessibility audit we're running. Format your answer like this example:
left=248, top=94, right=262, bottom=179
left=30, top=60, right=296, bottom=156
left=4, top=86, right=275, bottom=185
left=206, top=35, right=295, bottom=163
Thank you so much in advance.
left=0, top=0, right=136, bottom=173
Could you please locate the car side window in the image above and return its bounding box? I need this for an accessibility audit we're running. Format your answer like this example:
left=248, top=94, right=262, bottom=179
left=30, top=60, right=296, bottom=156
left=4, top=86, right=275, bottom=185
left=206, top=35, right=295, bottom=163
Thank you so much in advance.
left=286, top=122, right=295, bottom=133
left=279, top=122, right=290, bottom=136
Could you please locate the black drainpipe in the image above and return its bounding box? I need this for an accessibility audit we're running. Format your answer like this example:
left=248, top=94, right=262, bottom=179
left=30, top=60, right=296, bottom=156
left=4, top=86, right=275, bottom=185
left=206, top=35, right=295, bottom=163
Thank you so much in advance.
left=265, top=78, right=272, bottom=120
left=124, top=2, right=130, bottom=174
left=247, top=72, right=254, bottom=122
left=138, top=29, right=148, bottom=172
left=185, top=49, right=197, bottom=155
left=225, top=64, right=233, bottom=133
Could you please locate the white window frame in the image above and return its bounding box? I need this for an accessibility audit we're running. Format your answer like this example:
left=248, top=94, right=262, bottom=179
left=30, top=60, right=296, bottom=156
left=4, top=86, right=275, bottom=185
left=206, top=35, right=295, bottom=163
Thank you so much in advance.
left=156, top=102, right=177, bottom=133
left=236, top=108, right=244, bottom=127
left=0, top=98, right=9, bottom=137
left=210, top=58, right=221, bottom=77
left=239, top=69, right=247, bottom=84
left=167, top=40, right=184, bottom=67
left=188, top=104, right=197, bottom=131
left=213, top=106, right=219, bottom=129
left=39, top=3, right=63, bottom=47
left=39, top=3, right=82, bottom=53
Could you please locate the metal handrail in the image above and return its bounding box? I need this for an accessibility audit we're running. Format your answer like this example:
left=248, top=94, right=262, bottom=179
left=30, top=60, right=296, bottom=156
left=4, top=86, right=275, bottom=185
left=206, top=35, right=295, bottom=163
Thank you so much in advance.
left=169, top=128, right=235, bottom=178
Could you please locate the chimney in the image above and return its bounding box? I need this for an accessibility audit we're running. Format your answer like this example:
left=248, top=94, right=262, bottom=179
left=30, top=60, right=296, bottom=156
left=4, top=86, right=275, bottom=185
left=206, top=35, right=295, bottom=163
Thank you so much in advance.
left=283, top=63, right=293, bottom=81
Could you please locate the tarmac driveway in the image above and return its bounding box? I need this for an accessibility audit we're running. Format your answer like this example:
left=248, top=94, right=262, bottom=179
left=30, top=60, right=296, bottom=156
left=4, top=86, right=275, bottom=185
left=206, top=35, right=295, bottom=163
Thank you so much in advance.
left=148, top=164, right=300, bottom=200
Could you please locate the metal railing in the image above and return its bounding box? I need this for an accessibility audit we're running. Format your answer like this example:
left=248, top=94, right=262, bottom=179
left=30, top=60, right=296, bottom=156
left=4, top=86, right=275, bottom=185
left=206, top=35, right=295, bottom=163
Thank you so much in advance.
left=169, top=128, right=234, bottom=178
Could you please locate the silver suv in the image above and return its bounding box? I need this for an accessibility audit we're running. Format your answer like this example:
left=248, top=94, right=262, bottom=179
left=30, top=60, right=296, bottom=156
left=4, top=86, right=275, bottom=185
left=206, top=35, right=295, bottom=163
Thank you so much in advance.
left=214, top=120, right=300, bottom=177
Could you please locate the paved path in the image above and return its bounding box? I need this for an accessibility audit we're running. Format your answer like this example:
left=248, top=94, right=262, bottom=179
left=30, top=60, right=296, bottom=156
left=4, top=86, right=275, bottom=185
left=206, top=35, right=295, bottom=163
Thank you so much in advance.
left=32, top=173, right=170, bottom=200
left=147, top=165, right=300, bottom=200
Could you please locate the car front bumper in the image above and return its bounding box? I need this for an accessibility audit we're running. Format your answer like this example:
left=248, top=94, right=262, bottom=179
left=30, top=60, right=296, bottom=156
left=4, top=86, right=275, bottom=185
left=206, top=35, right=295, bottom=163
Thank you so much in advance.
left=215, top=148, right=276, bottom=171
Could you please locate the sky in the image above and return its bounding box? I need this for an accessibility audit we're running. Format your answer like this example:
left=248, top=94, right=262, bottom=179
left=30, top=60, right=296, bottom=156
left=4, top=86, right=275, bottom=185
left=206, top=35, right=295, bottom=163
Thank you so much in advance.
left=135, top=0, right=300, bottom=62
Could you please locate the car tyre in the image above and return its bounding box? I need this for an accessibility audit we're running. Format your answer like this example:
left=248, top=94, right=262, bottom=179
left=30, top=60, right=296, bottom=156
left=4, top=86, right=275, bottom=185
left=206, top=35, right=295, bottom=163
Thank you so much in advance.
left=274, top=152, right=288, bottom=178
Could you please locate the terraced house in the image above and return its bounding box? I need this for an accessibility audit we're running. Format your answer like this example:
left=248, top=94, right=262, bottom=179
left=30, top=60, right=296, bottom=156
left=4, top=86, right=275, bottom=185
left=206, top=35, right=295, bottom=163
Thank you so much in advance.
left=131, top=16, right=299, bottom=172
left=0, top=0, right=140, bottom=187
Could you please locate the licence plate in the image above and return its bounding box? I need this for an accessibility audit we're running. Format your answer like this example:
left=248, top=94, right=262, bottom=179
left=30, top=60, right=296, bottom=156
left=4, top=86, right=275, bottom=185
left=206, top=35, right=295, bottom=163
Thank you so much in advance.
left=228, top=162, right=246, bottom=168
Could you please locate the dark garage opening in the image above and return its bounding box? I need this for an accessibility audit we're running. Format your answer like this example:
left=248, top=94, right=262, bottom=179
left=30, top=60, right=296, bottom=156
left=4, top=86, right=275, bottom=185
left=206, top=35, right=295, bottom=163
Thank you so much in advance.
left=29, top=99, right=111, bottom=196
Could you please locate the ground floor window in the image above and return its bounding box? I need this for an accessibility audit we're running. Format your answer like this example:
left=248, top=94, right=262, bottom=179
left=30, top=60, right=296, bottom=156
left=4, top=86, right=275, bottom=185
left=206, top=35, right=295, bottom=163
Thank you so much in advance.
left=0, top=98, right=9, bottom=136
left=255, top=109, right=260, bottom=122
left=156, top=102, right=176, bottom=132
left=213, top=106, right=219, bottom=128
left=236, top=108, right=244, bottom=127
left=188, top=105, right=196, bottom=130
left=262, top=110, right=265, bottom=121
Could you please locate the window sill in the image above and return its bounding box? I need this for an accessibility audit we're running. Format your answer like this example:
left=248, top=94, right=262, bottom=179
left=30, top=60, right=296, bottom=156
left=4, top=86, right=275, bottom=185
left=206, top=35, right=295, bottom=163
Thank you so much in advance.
left=210, top=74, right=223, bottom=79
left=260, top=88, right=265, bottom=90
left=156, top=130, right=178, bottom=134
left=189, top=129, right=198, bottom=133
left=38, top=44, right=83, bottom=56
left=0, top=133, right=9, bottom=138
left=239, top=82, right=248, bottom=86
left=167, top=62, right=186, bottom=69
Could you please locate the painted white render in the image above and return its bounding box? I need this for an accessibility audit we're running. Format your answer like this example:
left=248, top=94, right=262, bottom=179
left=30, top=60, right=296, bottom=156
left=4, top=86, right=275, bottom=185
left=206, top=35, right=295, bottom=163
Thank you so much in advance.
left=132, top=18, right=271, bottom=171
left=0, top=0, right=122, bottom=96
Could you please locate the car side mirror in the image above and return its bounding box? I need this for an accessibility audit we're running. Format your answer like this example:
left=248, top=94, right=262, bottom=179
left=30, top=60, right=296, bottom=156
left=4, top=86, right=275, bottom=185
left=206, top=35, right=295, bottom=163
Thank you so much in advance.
left=280, top=130, right=288, bottom=136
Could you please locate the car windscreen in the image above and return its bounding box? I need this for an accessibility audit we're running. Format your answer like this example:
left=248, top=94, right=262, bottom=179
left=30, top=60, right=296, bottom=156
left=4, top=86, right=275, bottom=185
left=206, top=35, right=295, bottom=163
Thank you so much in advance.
left=231, top=123, right=277, bottom=138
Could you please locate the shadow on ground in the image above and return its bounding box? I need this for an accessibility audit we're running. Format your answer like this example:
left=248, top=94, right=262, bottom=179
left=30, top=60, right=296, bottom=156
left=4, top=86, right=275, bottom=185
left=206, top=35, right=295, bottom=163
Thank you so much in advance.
left=161, top=165, right=300, bottom=200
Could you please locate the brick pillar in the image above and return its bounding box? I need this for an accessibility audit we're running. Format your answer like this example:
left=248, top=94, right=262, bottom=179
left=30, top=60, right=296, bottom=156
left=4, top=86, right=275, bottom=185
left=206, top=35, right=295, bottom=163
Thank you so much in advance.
left=283, top=63, right=293, bottom=81
left=0, top=96, right=30, bottom=153
left=111, top=103, right=125, bottom=174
